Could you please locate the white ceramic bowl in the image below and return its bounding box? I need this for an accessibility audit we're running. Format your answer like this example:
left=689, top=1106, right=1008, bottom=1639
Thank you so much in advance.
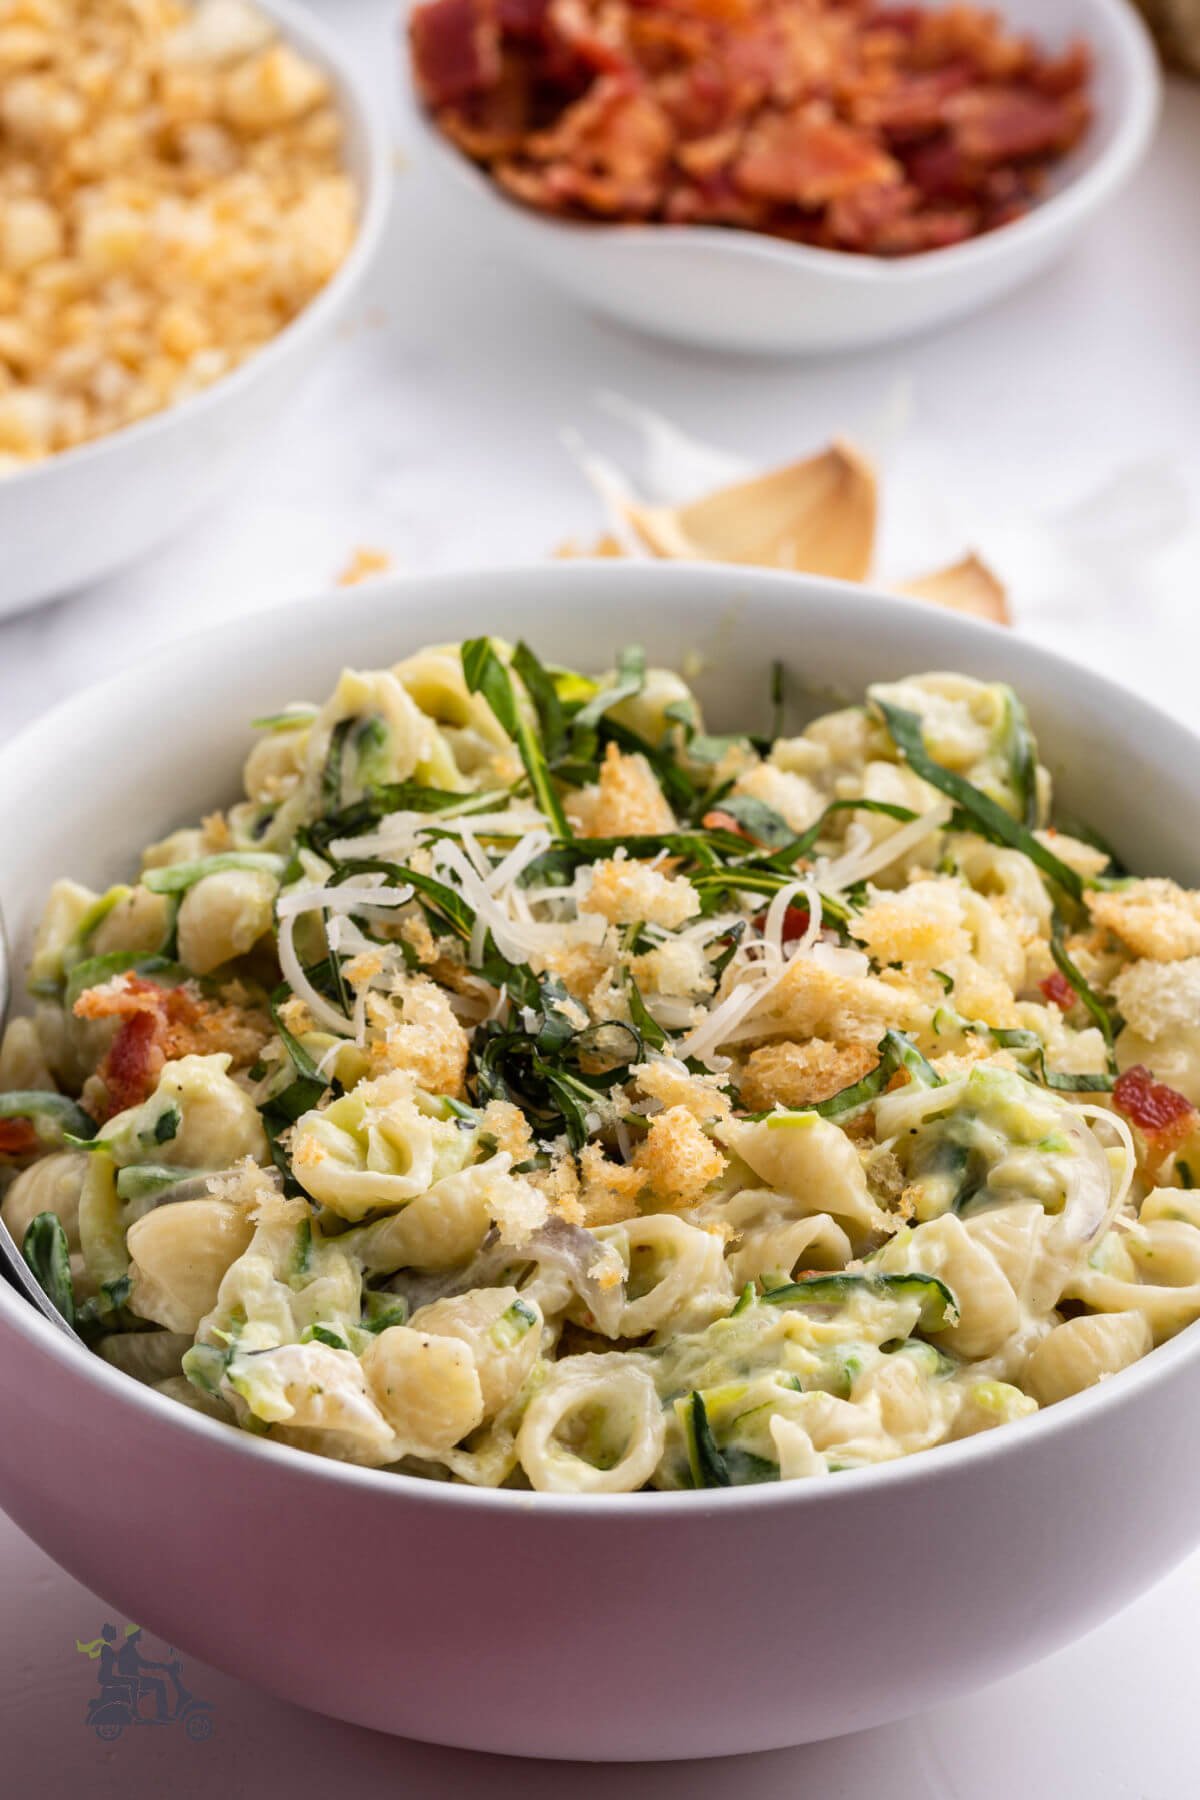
left=1, top=562, right=1199, bottom=1761
left=0, top=0, right=391, bottom=623
left=409, top=0, right=1160, bottom=355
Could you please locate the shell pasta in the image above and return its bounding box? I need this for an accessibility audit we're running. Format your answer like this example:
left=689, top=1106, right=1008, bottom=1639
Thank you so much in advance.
left=4, top=640, right=1199, bottom=1494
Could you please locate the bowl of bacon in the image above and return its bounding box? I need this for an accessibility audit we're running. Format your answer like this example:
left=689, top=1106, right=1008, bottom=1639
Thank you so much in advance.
left=406, top=0, right=1160, bottom=353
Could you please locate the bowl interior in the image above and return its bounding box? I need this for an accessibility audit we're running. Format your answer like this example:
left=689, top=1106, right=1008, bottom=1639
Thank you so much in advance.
left=1, top=562, right=1196, bottom=970
left=3, top=559, right=1200, bottom=1550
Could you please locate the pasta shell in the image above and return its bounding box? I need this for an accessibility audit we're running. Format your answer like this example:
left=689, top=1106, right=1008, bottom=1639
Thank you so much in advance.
left=896, top=553, right=1010, bottom=626
left=624, top=441, right=877, bottom=582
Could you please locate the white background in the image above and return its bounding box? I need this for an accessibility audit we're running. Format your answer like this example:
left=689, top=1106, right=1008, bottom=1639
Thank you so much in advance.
left=1, top=3, right=1198, bottom=1792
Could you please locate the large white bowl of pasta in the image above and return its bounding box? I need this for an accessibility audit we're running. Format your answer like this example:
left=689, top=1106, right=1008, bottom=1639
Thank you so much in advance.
left=1, top=561, right=1199, bottom=1761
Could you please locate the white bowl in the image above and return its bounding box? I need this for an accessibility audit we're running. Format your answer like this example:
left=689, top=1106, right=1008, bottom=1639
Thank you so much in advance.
left=0, top=0, right=392, bottom=623
left=1, top=562, right=1199, bottom=1761
left=410, top=0, right=1160, bottom=355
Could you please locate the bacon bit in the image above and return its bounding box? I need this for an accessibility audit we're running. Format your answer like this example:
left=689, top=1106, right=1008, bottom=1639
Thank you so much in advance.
left=703, top=808, right=755, bottom=842
left=0, top=1118, right=40, bottom=1158
left=1039, top=970, right=1076, bottom=1012
left=944, top=85, right=1087, bottom=162
left=779, top=905, right=812, bottom=944
left=848, top=64, right=974, bottom=136
left=734, top=109, right=901, bottom=207
left=749, top=903, right=813, bottom=944
left=98, top=1010, right=165, bottom=1119
left=410, top=0, right=502, bottom=107
left=1114, top=1066, right=1196, bottom=1134
left=76, top=975, right=269, bottom=1120
left=410, top=0, right=1091, bottom=254
left=498, top=0, right=551, bottom=36
left=1114, top=1066, right=1198, bottom=1161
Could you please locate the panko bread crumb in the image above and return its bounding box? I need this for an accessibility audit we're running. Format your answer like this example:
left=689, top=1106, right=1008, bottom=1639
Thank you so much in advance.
left=739, top=1040, right=879, bottom=1112
left=574, top=744, right=676, bottom=838
left=1089, top=880, right=1200, bottom=963
left=1112, top=957, right=1200, bottom=1043
left=581, top=856, right=699, bottom=930
left=632, top=1106, right=726, bottom=1209
left=0, top=0, right=357, bottom=469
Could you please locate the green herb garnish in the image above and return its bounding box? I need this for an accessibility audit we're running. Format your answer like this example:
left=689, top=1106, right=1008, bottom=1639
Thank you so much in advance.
left=463, top=637, right=572, bottom=838
left=21, top=1212, right=76, bottom=1326
left=143, top=852, right=284, bottom=896
left=872, top=697, right=1083, bottom=904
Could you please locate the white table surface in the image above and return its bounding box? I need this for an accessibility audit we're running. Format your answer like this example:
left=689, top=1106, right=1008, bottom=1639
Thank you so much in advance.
left=1, top=4, right=1198, bottom=1791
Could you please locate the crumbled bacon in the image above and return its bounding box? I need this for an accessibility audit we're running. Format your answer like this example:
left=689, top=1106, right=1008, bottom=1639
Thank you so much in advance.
left=703, top=807, right=756, bottom=841
left=0, top=1118, right=40, bottom=1158
left=734, top=107, right=901, bottom=207
left=1114, top=1065, right=1196, bottom=1134
left=1114, top=1066, right=1198, bottom=1162
left=410, top=0, right=502, bottom=106
left=410, top=0, right=1090, bottom=253
left=75, top=974, right=270, bottom=1121
left=97, top=1008, right=165, bottom=1119
left=779, top=905, right=813, bottom=944
left=1039, top=970, right=1076, bottom=1011
left=749, top=904, right=813, bottom=943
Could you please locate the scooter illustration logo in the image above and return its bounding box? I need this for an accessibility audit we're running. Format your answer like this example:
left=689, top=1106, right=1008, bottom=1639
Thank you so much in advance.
left=76, top=1623, right=214, bottom=1742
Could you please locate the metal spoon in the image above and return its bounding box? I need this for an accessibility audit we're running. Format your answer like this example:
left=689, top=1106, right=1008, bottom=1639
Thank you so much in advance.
left=0, top=905, right=78, bottom=1339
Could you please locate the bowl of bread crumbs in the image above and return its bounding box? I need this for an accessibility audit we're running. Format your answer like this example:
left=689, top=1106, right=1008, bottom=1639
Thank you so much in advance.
left=0, top=0, right=391, bottom=618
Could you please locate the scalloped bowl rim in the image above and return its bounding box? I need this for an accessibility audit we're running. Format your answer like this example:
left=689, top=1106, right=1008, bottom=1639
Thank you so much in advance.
left=410, top=0, right=1160, bottom=285
left=0, top=0, right=392, bottom=496
left=1, top=557, right=1197, bottom=1521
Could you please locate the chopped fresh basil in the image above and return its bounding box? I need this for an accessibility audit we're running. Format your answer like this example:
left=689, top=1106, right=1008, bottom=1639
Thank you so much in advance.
left=21, top=1212, right=76, bottom=1327
left=625, top=974, right=668, bottom=1051
left=472, top=976, right=643, bottom=1151
left=512, top=640, right=568, bottom=760
left=148, top=1106, right=179, bottom=1146
left=1000, top=687, right=1040, bottom=831
left=872, top=697, right=1083, bottom=904
left=260, top=987, right=333, bottom=1193
left=463, top=637, right=571, bottom=838
left=1050, top=922, right=1119, bottom=1062
left=143, top=852, right=284, bottom=896
left=959, top=1018, right=1115, bottom=1093
left=569, top=644, right=646, bottom=738
left=780, top=797, right=920, bottom=866
left=704, top=795, right=795, bottom=849
left=330, top=856, right=474, bottom=944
